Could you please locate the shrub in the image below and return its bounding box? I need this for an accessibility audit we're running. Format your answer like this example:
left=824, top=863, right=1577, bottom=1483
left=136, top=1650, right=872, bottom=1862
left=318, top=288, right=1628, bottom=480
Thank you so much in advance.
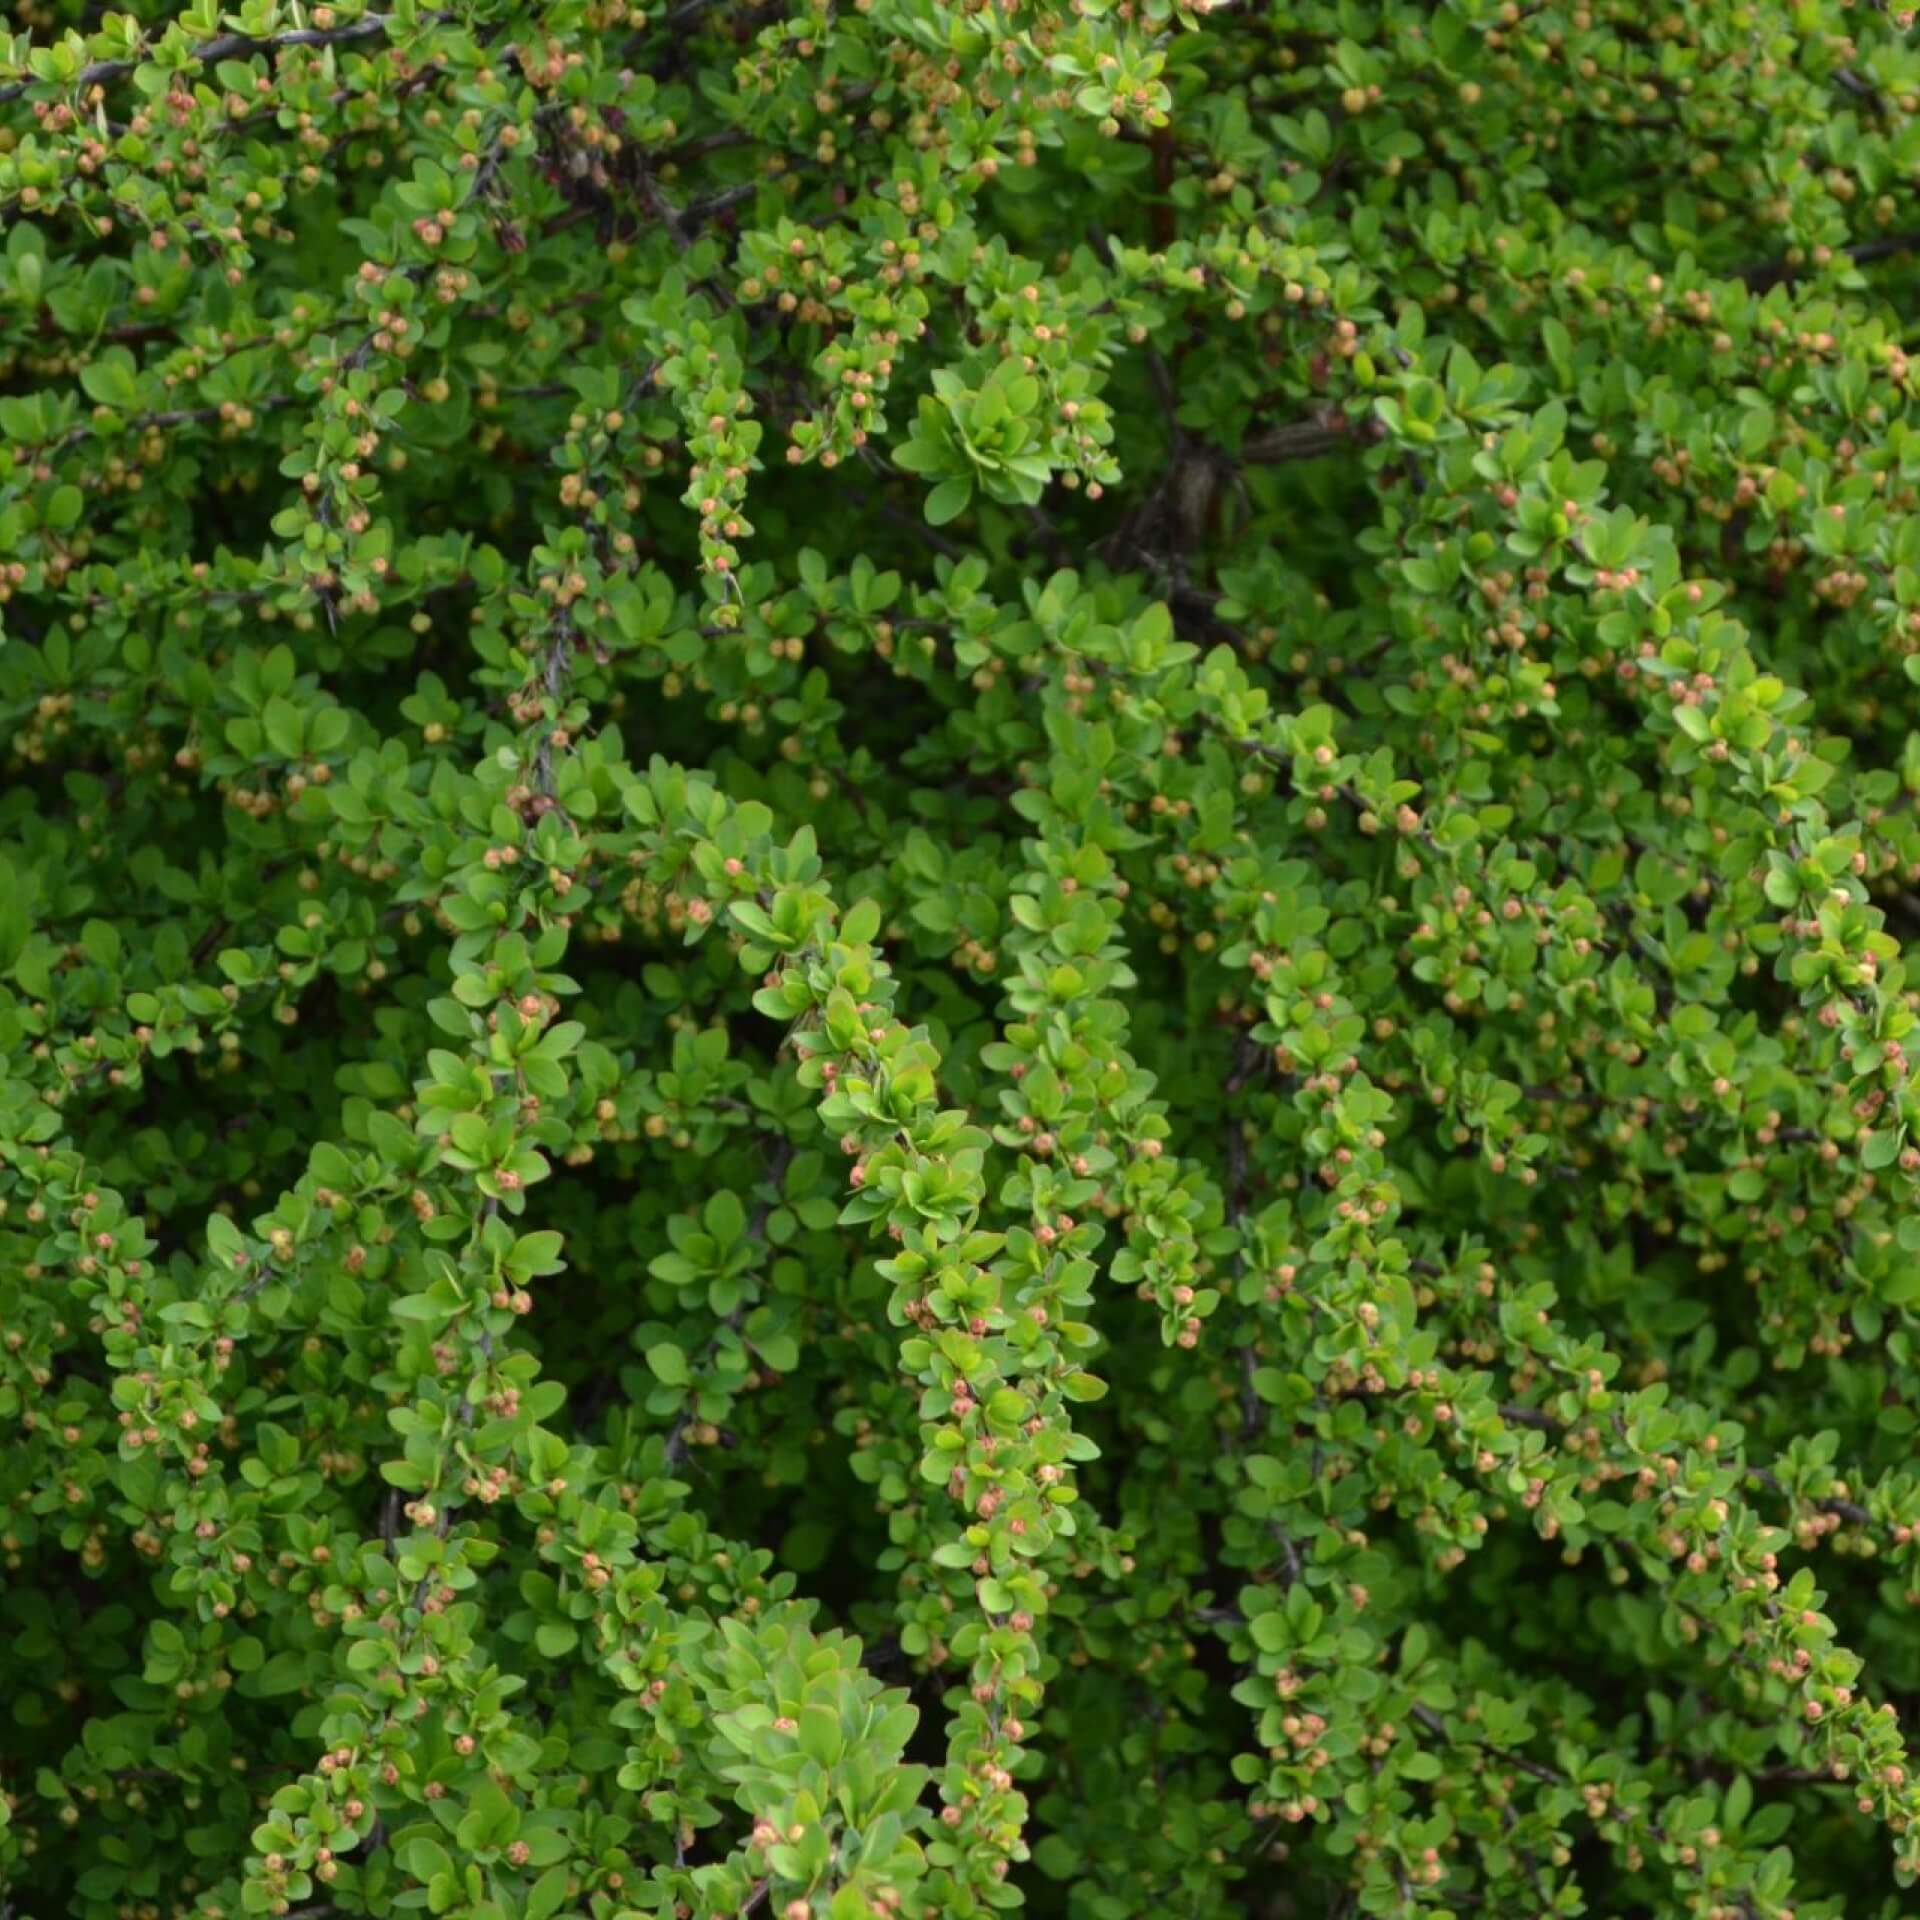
left=9, top=1, right=1920, bottom=1916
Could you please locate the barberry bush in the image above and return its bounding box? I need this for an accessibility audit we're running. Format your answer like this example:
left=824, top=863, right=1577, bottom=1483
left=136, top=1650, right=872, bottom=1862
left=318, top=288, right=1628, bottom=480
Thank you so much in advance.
left=16, top=0, right=1920, bottom=1916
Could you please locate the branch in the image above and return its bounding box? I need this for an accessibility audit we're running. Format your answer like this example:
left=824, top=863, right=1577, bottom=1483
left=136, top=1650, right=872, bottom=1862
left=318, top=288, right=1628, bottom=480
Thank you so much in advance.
left=679, top=181, right=758, bottom=231
left=1238, top=413, right=1381, bottom=464
left=1497, top=1403, right=1563, bottom=1433
left=0, top=12, right=433, bottom=105
left=50, top=392, right=300, bottom=457
left=1738, top=227, right=1920, bottom=291
left=1409, top=1702, right=1569, bottom=1789
left=1743, top=1463, right=1871, bottom=1527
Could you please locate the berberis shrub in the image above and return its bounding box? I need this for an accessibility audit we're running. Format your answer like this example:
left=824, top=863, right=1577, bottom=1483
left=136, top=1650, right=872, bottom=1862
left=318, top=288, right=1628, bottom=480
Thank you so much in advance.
left=17, top=0, right=1920, bottom=1916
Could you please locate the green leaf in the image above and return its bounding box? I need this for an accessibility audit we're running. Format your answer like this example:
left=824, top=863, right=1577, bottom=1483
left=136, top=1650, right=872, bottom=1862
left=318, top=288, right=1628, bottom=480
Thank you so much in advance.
left=646, top=1343, right=690, bottom=1387
left=43, top=485, right=84, bottom=531
left=526, top=1867, right=570, bottom=1920
left=924, top=475, right=974, bottom=525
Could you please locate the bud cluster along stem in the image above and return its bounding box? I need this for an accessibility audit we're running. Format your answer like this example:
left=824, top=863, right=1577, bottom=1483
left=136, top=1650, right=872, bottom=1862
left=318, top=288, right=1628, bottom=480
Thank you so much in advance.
left=624, top=771, right=1065, bottom=1903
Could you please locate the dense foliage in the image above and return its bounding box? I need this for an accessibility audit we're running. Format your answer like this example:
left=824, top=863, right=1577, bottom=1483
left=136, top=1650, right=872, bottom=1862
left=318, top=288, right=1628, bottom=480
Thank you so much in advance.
left=18, top=1, right=1920, bottom=1917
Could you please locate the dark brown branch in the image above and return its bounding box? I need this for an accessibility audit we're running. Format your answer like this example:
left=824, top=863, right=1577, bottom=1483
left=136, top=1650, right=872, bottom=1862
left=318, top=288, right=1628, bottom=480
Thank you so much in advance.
left=1743, top=1463, right=1871, bottom=1527
left=1738, top=227, right=1920, bottom=291
left=1238, top=414, right=1381, bottom=465
left=678, top=180, right=758, bottom=232
left=0, top=12, right=437, bottom=105
left=1498, top=1403, right=1563, bottom=1434
left=1409, top=1702, right=1569, bottom=1788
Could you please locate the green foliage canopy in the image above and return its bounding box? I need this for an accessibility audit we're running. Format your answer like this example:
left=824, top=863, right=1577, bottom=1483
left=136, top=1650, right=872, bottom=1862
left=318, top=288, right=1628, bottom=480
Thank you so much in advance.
left=10, top=1, right=1920, bottom=1918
